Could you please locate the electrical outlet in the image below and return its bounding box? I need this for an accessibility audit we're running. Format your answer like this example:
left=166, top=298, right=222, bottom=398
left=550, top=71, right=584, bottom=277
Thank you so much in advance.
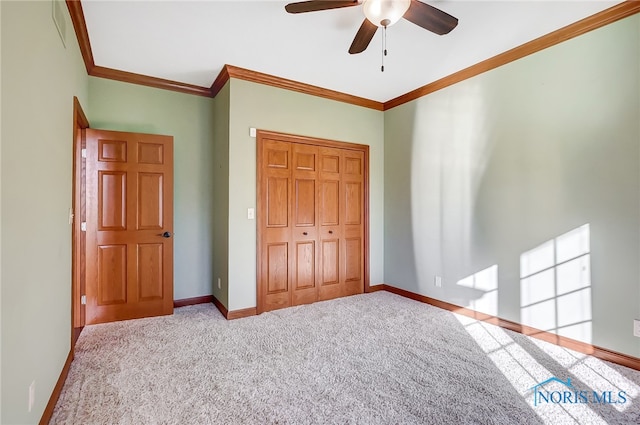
left=434, top=275, right=442, bottom=288
left=28, top=381, right=35, bottom=412
left=634, top=319, right=640, bottom=338
left=217, top=278, right=221, bottom=290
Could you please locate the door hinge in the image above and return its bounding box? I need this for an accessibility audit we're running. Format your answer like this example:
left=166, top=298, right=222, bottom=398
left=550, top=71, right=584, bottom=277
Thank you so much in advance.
left=81, top=295, right=86, bottom=305
left=81, top=222, right=87, bottom=231
left=81, top=148, right=86, bottom=158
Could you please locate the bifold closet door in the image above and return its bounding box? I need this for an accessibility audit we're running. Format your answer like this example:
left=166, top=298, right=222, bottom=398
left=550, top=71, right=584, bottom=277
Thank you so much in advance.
left=259, top=139, right=293, bottom=312
left=258, top=132, right=366, bottom=314
left=258, top=140, right=321, bottom=312
left=317, top=148, right=365, bottom=301
left=341, top=148, right=365, bottom=297
left=291, top=144, right=320, bottom=307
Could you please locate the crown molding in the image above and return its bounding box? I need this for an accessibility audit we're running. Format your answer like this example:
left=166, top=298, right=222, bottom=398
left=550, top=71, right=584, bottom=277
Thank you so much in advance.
left=65, top=0, right=382, bottom=107
left=66, top=0, right=94, bottom=73
left=222, top=65, right=384, bottom=111
left=383, top=1, right=640, bottom=110
left=67, top=0, right=639, bottom=109
left=210, top=65, right=231, bottom=98
left=66, top=0, right=213, bottom=98
left=90, top=66, right=213, bottom=97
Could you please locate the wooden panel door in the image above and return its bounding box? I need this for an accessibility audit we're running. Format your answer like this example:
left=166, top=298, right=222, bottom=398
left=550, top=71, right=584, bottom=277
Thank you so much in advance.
left=86, top=129, right=173, bottom=324
left=291, top=144, right=319, bottom=306
left=318, top=147, right=343, bottom=301
left=342, top=149, right=365, bottom=296
left=317, top=148, right=365, bottom=300
left=257, top=130, right=368, bottom=314
left=258, top=139, right=292, bottom=312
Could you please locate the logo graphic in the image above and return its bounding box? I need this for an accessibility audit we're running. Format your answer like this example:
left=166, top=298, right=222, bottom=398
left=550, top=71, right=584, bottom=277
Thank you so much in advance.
left=529, top=377, right=628, bottom=407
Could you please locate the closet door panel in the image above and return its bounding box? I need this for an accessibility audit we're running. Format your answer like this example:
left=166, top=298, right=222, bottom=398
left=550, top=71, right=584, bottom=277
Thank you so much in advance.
left=291, top=144, right=319, bottom=306
left=259, top=140, right=292, bottom=311
left=318, top=148, right=343, bottom=301
left=342, top=150, right=365, bottom=296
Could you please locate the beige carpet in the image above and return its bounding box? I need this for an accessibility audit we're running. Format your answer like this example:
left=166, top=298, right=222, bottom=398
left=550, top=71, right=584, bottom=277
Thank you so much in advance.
left=51, top=292, right=640, bottom=424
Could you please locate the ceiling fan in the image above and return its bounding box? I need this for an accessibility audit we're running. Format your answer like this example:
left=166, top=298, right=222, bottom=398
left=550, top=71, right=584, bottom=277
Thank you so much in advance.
left=284, top=0, right=458, bottom=55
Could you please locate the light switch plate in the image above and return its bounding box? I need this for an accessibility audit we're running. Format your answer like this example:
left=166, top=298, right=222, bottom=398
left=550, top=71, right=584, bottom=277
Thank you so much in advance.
left=634, top=319, right=640, bottom=338
left=247, top=208, right=255, bottom=220
left=249, top=127, right=256, bottom=138
left=28, top=381, right=35, bottom=412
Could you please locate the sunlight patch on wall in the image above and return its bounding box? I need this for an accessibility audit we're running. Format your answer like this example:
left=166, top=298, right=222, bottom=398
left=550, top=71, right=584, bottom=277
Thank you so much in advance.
left=455, top=314, right=607, bottom=424
left=520, top=224, right=592, bottom=344
left=457, top=264, right=498, bottom=316
left=528, top=338, right=638, bottom=413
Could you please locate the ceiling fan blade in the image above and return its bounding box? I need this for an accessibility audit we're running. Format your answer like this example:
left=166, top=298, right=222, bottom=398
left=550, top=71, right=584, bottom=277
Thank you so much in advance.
left=349, top=19, right=378, bottom=54
left=285, top=0, right=359, bottom=14
left=403, top=0, right=458, bottom=35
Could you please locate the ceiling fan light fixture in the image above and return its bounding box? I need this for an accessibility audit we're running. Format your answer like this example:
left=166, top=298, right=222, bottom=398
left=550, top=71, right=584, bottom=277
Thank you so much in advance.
left=363, top=0, right=411, bottom=27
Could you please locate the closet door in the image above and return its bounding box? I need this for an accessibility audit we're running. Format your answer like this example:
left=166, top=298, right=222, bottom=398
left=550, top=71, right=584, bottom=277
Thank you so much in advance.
left=291, top=144, right=319, bottom=306
left=318, top=147, right=343, bottom=301
left=257, top=131, right=368, bottom=314
left=258, top=139, right=292, bottom=312
left=342, top=149, right=365, bottom=297
left=317, top=147, right=365, bottom=301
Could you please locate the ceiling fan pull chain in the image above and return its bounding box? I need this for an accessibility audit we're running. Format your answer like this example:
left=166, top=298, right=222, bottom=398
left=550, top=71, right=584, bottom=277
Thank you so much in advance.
left=384, top=24, right=388, bottom=57
left=381, top=25, right=387, bottom=72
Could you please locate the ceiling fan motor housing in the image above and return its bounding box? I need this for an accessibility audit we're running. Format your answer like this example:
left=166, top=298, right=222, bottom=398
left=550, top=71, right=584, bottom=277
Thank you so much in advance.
left=363, top=0, right=411, bottom=27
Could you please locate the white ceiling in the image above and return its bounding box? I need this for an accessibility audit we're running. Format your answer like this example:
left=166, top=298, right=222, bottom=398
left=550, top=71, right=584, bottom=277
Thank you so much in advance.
left=82, top=0, right=621, bottom=102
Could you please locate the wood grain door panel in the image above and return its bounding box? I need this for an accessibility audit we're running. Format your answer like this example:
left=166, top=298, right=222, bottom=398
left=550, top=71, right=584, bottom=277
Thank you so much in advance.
left=344, top=182, right=362, bottom=225
left=98, top=139, right=127, bottom=162
left=344, top=237, right=363, bottom=296
left=295, top=179, right=315, bottom=227
left=137, top=173, right=164, bottom=230
left=318, top=147, right=343, bottom=301
left=290, top=144, right=319, bottom=306
left=138, top=142, right=164, bottom=164
left=320, top=180, right=340, bottom=226
left=295, top=241, right=315, bottom=289
left=86, top=129, right=173, bottom=324
left=259, top=140, right=293, bottom=312
left=267, top=177, right=289, bottom=227
left=321, top=239, right=340, bottom=284
left=137, top=243, right=164, bottom=301
left=342, top=150, right=365, bottom=297
left=267, top=243, right=289, bottom=294
left=98, top=171, right=127, bottom=230
left=97, top=244, right=127, bottom=305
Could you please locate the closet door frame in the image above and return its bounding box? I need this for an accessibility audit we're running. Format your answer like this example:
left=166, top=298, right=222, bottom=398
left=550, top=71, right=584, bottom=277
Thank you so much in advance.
left=256, top=130, right=370, bottom=314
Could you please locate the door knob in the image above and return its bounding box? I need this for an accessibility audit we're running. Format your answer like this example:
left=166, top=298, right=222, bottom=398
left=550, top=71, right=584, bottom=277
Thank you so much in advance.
left=161, top=231, right=172, bottom=238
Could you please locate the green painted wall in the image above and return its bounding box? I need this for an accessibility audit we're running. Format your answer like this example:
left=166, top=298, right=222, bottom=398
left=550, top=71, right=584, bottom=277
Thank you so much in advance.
left=1, top=1, right=89, bottom=423
left=0, top=1, right=4, bottom=422
left=88, top=77, right=217, bottom=301
left=212, top=82, right=230, bottom=308
left=227, top=79, right=385, bottom=311
left=384, top=14, right=640, bottom=357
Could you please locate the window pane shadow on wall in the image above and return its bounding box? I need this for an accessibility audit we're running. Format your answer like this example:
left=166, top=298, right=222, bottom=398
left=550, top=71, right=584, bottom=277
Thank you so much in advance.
left=454, top=313, right=639, bottom=424
left=520, top=224, right=592, bottom=344
left=456, top=264, right=499, bottom=316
